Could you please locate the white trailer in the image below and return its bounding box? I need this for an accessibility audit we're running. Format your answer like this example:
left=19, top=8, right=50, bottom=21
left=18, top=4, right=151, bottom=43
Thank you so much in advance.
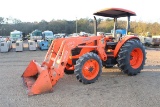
left=16, top=40, right=23, bottom=52
left=28, top=40, right=36, bottom=51
left=0, top=41, right=12, bottom=52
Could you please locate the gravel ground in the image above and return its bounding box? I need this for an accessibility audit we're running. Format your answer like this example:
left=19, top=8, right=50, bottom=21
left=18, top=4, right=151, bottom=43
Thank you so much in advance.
left=0, top=44, right=160, bottom=107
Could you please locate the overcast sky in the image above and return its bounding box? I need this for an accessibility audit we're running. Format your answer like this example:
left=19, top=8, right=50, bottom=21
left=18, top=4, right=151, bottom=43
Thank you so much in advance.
left=0, top=0, right=159, bottom=22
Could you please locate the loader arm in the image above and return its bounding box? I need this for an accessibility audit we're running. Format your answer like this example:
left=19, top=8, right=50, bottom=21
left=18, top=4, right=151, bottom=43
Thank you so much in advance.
left=22, top=36, right=107, bottom=95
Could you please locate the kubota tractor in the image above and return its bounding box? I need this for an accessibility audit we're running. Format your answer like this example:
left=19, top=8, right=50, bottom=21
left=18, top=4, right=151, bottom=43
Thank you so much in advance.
left=22, top=8, right=146, bottom=95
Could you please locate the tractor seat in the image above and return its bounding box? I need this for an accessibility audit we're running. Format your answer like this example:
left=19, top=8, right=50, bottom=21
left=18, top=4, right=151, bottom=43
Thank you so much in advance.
left=106, top=42, right=118, bottom=50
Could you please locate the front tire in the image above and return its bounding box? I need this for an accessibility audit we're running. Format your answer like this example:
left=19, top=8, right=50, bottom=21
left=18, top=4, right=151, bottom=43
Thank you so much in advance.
left=117, top=39, right=146, bottom=76
left=75, top=52, right=102, bottom=84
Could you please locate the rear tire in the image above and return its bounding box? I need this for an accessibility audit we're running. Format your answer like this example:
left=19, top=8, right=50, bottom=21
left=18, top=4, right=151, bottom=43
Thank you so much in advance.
left=75, top=52, right=102, bottom=84
left=117, top=39, right=146, bottom=76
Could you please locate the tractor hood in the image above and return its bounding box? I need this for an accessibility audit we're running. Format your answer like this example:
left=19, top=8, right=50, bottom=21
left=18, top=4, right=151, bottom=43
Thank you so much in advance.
left=93, top=8, right=136, bottom=18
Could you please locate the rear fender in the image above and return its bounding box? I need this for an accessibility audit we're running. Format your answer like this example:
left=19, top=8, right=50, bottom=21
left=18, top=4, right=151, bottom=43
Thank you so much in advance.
left=113, top=35, right=139, bottom=57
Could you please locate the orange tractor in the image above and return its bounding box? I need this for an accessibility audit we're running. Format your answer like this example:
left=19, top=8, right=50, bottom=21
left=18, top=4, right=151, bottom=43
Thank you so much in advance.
left=22, top=8, right=146, bottom=95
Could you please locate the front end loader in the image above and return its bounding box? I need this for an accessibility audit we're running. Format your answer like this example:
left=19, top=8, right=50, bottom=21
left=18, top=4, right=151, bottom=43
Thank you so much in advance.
left=22, top=8, right=146, bottom=95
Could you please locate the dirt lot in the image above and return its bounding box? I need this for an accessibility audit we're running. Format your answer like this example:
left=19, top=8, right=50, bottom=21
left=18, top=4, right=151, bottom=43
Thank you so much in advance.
left=0, top=44, right=160, bottom=107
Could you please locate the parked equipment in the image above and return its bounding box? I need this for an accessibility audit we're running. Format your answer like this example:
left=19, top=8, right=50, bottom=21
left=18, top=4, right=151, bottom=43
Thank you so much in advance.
left=42, top=30, right=55, bottom=40
left=10, top=30, right=23, bottom=43
left=37, top=40, right=44, bottom=48
left=146, top=36, right=160, bottom=46
left=7, top=41, right=12, bottom=49
left=38, top=40, right=49, bottom=50
left=47, top=39, right=53, bottom=46
left=42, top=31, right=56, bottom=46
left=22, top=8, right=146, bottom=95
left=28, top=40, right=36, bottom=51
left=30, top=29, right=43, bottom=42
left=152, top=36, right=160, bottom=46
left=16, top=40, right=23, bottom=52
left=0, top=40, right=12, bottom=52
left=138, top=36, right=145, bottom=44
left=1, top=42, right=9, bottom=52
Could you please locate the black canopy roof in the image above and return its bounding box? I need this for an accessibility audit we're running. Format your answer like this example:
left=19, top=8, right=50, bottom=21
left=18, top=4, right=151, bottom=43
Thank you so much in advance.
left=93, top=8, right=136, bottom=18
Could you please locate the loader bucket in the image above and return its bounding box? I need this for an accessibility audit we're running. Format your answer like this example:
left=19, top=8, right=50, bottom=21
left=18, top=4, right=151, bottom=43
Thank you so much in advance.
left=22, top=60, right=52, bottom=95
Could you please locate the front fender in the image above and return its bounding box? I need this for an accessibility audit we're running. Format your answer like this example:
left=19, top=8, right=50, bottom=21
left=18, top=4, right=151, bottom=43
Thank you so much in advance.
left=114, top=35, right=140, bottom=57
